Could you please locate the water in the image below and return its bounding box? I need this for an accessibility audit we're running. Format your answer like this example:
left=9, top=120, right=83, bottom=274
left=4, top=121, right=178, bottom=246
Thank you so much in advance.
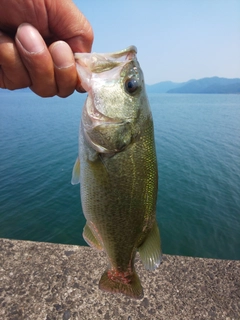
left=0, top=90, right=239, bottom=260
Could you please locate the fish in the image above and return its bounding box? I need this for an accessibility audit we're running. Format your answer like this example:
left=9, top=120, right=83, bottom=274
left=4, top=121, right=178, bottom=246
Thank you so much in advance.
left=71, top=46, right=162, bottom=299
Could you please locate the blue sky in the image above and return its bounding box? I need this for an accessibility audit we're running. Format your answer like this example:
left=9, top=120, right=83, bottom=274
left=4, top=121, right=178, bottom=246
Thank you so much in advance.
left=73, top=0, right=240, bottom=84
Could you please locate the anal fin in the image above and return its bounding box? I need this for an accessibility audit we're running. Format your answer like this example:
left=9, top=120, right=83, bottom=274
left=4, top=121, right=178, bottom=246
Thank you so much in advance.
left=138, top=221, right=162, bottom=271
left=83, top=223, right=103, bottom=251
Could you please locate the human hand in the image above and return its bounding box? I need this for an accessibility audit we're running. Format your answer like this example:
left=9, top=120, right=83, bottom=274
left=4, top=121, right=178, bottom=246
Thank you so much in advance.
left=0, top=0, right=93, bottom=97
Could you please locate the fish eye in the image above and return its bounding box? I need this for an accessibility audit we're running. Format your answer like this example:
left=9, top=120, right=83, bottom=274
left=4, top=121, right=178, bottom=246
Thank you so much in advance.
left=125, top=77, right=139, bottom=94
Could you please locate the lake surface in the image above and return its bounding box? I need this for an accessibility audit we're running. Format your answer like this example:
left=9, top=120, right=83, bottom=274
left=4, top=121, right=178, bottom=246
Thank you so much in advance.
left=0, top=90, right=239, bottom=260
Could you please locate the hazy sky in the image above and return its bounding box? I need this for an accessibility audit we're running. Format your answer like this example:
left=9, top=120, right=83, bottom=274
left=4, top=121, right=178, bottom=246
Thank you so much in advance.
left=73, top=0, right=240, bottom=84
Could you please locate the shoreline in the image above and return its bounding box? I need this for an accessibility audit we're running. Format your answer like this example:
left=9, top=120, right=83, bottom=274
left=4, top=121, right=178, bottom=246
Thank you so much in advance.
left=0, top=238, right=239, bottom=319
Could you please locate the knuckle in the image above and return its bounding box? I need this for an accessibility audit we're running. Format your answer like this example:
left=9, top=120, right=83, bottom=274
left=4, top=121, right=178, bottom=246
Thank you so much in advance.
left=31, top=88, right=57, bottom=98
left=30, top=82, right=58, bottom=97
left=57, top=88, right=75, bottom=98
left=0, top=69, right=31, bottom=90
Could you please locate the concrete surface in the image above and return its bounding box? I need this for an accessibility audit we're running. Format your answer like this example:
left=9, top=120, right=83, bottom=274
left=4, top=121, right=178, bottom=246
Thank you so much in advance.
left=0, top=238, right=239, bottom=320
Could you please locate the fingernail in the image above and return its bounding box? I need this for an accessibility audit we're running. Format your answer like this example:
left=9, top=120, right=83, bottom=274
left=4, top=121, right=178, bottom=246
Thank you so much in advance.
left=51, top=41, right=74, bottom=69
left=16, top=23, right=45, bottom=53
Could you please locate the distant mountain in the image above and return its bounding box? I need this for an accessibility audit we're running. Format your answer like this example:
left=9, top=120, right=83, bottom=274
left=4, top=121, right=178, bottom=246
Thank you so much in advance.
left=146, top=77, right=240, bottom=94
left=167, top=77, right=240, bottom=94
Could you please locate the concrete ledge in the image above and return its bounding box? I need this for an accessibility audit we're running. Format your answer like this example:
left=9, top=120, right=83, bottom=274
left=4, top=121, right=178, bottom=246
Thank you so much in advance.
left=0, top=238, right=239, bottom=320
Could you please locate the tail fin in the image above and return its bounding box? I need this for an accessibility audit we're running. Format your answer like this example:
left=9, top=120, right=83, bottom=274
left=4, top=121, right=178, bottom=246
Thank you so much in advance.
left=99, top=269, right=143, bottom=299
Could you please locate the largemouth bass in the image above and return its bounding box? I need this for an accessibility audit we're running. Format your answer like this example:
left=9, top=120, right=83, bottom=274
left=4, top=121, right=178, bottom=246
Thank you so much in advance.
left=72, top=46, right=162, bottom=299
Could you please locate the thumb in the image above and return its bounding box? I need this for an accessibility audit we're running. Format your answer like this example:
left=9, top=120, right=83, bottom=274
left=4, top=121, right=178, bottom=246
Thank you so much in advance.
left=46, top=0, right=93, bottom=53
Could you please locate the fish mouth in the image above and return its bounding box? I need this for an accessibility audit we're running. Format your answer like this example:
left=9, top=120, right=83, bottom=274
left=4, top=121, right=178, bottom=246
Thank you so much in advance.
left=75, top=46, right=139, bottom=123
left=74, top=46, right=137, bottom=92
left=75, top=46, right=137, bottom=73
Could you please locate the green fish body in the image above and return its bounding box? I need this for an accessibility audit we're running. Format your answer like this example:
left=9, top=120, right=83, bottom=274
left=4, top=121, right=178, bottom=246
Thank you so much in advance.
left=72, top=46, right=161, bottom=299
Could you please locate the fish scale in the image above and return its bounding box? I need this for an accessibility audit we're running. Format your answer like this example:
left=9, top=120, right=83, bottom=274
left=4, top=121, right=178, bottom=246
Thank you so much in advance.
left=72, top=46, right=162, bottom=299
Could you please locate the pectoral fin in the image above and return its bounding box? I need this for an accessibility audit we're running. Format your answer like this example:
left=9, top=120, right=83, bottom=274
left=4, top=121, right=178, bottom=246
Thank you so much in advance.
left=138, top=221, right=162, bottom=271
left=83, top=223, right=103, bottom=251
left=71, top=157, right=80, bottom=185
